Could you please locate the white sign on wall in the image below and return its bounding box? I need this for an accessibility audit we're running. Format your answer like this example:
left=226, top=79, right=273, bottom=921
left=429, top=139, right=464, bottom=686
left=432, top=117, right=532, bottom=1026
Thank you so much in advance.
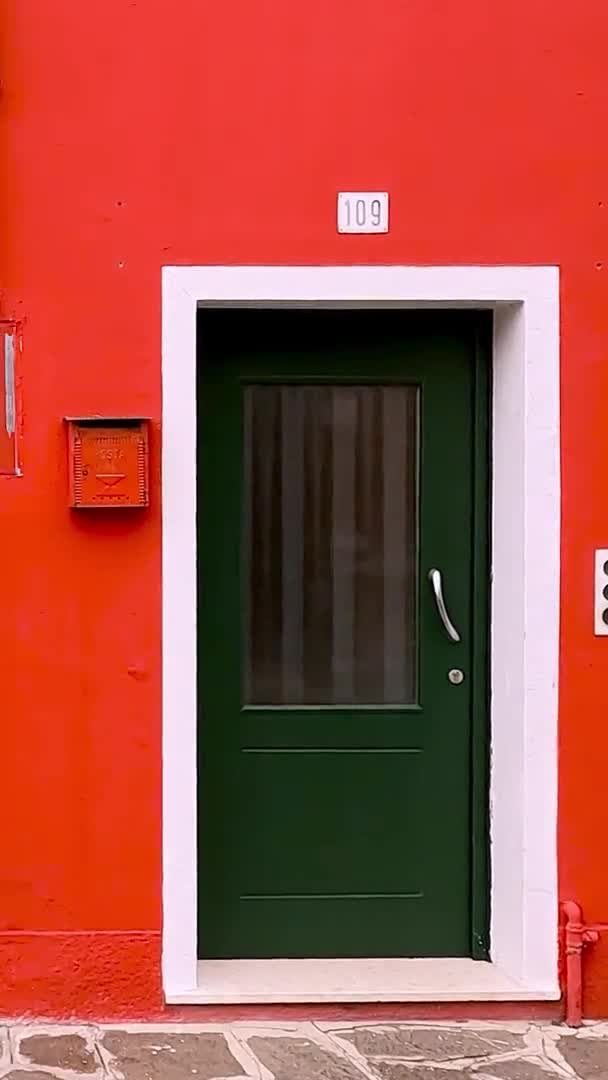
left=337, top=192, right=389, bottom=234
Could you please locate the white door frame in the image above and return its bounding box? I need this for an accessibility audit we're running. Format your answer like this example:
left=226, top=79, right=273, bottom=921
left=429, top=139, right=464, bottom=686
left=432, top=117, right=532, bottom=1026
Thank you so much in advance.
left=161, top=265, right=560, bottom=1003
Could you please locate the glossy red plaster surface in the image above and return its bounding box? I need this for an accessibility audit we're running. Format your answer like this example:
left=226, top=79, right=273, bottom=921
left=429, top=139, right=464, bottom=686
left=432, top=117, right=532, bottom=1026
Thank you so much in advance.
left=0, top=0, right=607, bottom=1017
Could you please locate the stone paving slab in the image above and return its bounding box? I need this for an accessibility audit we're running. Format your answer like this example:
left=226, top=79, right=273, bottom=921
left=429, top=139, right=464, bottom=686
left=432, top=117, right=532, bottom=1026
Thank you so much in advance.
left=2, top=1022, right=608, bottom=1080
left=18, top=1035, right=98, bottom=1075
left=331, top=1027, right=527, bottom=1061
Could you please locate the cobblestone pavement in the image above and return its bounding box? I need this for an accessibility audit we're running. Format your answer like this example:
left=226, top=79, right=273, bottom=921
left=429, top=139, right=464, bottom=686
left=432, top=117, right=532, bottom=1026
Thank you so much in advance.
left=2, top=1022, right=608, bottom=1080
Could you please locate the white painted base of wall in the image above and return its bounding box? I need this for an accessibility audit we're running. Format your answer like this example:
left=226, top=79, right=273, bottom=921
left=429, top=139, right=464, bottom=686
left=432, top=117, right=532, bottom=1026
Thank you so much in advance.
left=162, top=959, right=560, bottom=1004
left=162, top=265, right=560, bottom=1005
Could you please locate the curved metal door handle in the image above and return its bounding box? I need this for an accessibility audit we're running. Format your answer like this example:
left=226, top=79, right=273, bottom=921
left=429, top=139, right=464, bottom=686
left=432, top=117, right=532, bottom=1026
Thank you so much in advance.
left=428, top=568, right=461, bottom=643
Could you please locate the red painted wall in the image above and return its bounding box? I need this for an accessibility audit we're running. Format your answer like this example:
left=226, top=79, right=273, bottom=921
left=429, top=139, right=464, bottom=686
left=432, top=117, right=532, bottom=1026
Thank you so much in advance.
left=1, top=0, right=607, bottom=1020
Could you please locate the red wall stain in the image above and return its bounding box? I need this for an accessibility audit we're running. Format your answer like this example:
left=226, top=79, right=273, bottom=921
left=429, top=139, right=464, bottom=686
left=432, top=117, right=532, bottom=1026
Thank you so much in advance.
left=0, top=0, right=607, bottom=1018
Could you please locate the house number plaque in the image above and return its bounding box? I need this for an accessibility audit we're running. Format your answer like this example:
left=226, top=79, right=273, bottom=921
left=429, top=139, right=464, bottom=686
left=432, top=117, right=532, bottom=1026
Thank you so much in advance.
left=337, top=192, right=389, bottom=234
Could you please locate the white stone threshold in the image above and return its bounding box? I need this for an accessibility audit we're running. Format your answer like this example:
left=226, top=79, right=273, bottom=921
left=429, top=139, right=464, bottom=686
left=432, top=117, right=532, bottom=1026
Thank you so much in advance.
left=163, top=959, right=561, bottom=1004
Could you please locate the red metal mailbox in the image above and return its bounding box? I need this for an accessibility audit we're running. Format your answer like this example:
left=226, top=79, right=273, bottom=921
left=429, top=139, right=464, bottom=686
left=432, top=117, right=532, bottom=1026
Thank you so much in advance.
left=66, top=417, right=150, bottom=508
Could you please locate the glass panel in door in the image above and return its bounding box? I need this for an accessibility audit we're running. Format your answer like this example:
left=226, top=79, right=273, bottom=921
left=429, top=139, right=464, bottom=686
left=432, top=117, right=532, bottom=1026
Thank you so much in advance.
left=244, top=384, right=419, bottom=706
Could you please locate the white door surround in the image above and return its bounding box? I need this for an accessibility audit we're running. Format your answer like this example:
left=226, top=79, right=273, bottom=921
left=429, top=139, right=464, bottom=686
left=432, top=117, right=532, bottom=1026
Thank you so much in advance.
left=161, top=265, right=560, bottom=1004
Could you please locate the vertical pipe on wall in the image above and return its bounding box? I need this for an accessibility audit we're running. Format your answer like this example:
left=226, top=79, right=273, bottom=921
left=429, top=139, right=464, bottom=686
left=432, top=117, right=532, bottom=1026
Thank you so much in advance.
left=561, top=900, right=603, bottom=1026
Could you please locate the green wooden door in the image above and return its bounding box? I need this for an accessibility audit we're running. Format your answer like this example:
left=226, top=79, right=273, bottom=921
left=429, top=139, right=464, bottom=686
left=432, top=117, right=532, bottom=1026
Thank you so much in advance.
left=197, top=309, right=489, bottom=960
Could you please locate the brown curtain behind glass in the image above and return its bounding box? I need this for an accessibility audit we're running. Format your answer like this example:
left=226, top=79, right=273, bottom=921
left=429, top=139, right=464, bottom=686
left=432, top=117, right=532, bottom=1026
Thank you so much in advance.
left=245, top=385, right=418, bottom=705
